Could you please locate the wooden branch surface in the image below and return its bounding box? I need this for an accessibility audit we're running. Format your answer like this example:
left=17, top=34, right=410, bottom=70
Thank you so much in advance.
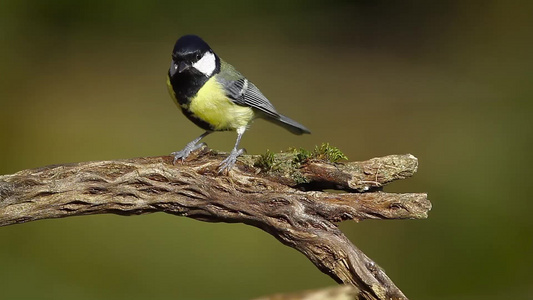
left=0, top=150, right=430, bottom=300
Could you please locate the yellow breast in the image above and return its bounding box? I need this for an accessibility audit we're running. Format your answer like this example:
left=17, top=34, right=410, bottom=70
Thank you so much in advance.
left=189, top=76, right=254, bottom=131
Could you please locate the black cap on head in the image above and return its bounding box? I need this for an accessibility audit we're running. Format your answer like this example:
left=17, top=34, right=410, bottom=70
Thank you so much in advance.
left=173, top=35, right=212, bottom=57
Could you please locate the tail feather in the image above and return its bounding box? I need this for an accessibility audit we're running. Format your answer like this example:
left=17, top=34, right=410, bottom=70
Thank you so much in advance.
left=264, top=114, right=311, bottom=135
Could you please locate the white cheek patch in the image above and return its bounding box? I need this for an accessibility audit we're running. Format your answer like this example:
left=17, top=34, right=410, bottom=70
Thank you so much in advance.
left=192, top=51, right=216, bottom=77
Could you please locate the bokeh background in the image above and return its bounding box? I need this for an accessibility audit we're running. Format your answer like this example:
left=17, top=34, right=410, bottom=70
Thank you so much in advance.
left=1, top=1, right=532, bottom=299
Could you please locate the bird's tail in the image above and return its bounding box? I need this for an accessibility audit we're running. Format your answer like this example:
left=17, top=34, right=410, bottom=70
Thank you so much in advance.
left=264, top=114, right=311, bottom=135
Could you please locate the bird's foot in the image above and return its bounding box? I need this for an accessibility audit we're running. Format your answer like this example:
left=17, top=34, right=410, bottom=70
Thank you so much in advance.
left=171, top=142, right=206, bottom=164
left=218, top=148, right=245, bottom=174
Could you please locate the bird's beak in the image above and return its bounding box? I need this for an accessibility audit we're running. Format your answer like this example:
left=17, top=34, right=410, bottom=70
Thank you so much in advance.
left=169, top=61, right=178, bottom=77
left=178, top=61, right=191, bottom=73
left=169, top=61, right=191, bottom=77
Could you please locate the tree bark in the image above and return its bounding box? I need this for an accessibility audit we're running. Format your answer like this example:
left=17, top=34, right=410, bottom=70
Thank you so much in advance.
left=0, top=150, right=430, bottom=300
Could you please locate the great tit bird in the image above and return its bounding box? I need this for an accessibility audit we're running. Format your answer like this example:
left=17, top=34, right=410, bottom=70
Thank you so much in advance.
left=167, top=35, right=310, bottom=172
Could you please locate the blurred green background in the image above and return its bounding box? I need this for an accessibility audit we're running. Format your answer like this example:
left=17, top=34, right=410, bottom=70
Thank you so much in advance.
left=1, top=0, right=532, bottom=299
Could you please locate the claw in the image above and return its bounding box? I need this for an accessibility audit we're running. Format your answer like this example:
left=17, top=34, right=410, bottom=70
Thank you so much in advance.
left=171, top=132, right=211, bottom=164
left=171, top=142, right=206, bottom=164
left=218, top=148, right=245, bottom=173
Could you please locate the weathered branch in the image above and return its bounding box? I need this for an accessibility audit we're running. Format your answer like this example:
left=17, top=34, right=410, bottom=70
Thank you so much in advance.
left=0, top=150, right=430, bottom=300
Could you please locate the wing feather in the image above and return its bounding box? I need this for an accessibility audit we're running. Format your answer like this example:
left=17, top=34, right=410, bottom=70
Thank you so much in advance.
left=216, top=61, right=280, bottom=118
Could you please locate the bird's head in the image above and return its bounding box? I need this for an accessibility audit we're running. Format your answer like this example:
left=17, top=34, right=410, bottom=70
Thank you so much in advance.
left=169, top=35, right=219, bottom=78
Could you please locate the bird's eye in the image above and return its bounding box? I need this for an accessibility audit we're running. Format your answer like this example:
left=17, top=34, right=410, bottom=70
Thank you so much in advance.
left=196, top=53, right=202, bottom=60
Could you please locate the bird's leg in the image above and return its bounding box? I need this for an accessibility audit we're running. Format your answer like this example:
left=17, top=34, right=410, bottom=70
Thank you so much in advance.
left=171, top=131, right=211, bottom=164
left=218, top=127, right=246, bottom=173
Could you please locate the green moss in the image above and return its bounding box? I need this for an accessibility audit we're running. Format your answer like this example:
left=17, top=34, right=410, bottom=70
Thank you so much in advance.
left=292, top=172, right=309, bottom=184
left=314, top=143, right=348, bottom=162
left=292, top=143, right=348, bottom=165
left=254, top=149, right=276, bottom=171
left=253, top=144, right=346, bottom=180
left=293, top=148, right=312, bottom=165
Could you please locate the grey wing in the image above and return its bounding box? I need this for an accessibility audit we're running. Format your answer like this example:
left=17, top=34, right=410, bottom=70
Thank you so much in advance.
left=220, top=77, right=280, bottom=119
left=217, top=67, right=311, bottom=135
